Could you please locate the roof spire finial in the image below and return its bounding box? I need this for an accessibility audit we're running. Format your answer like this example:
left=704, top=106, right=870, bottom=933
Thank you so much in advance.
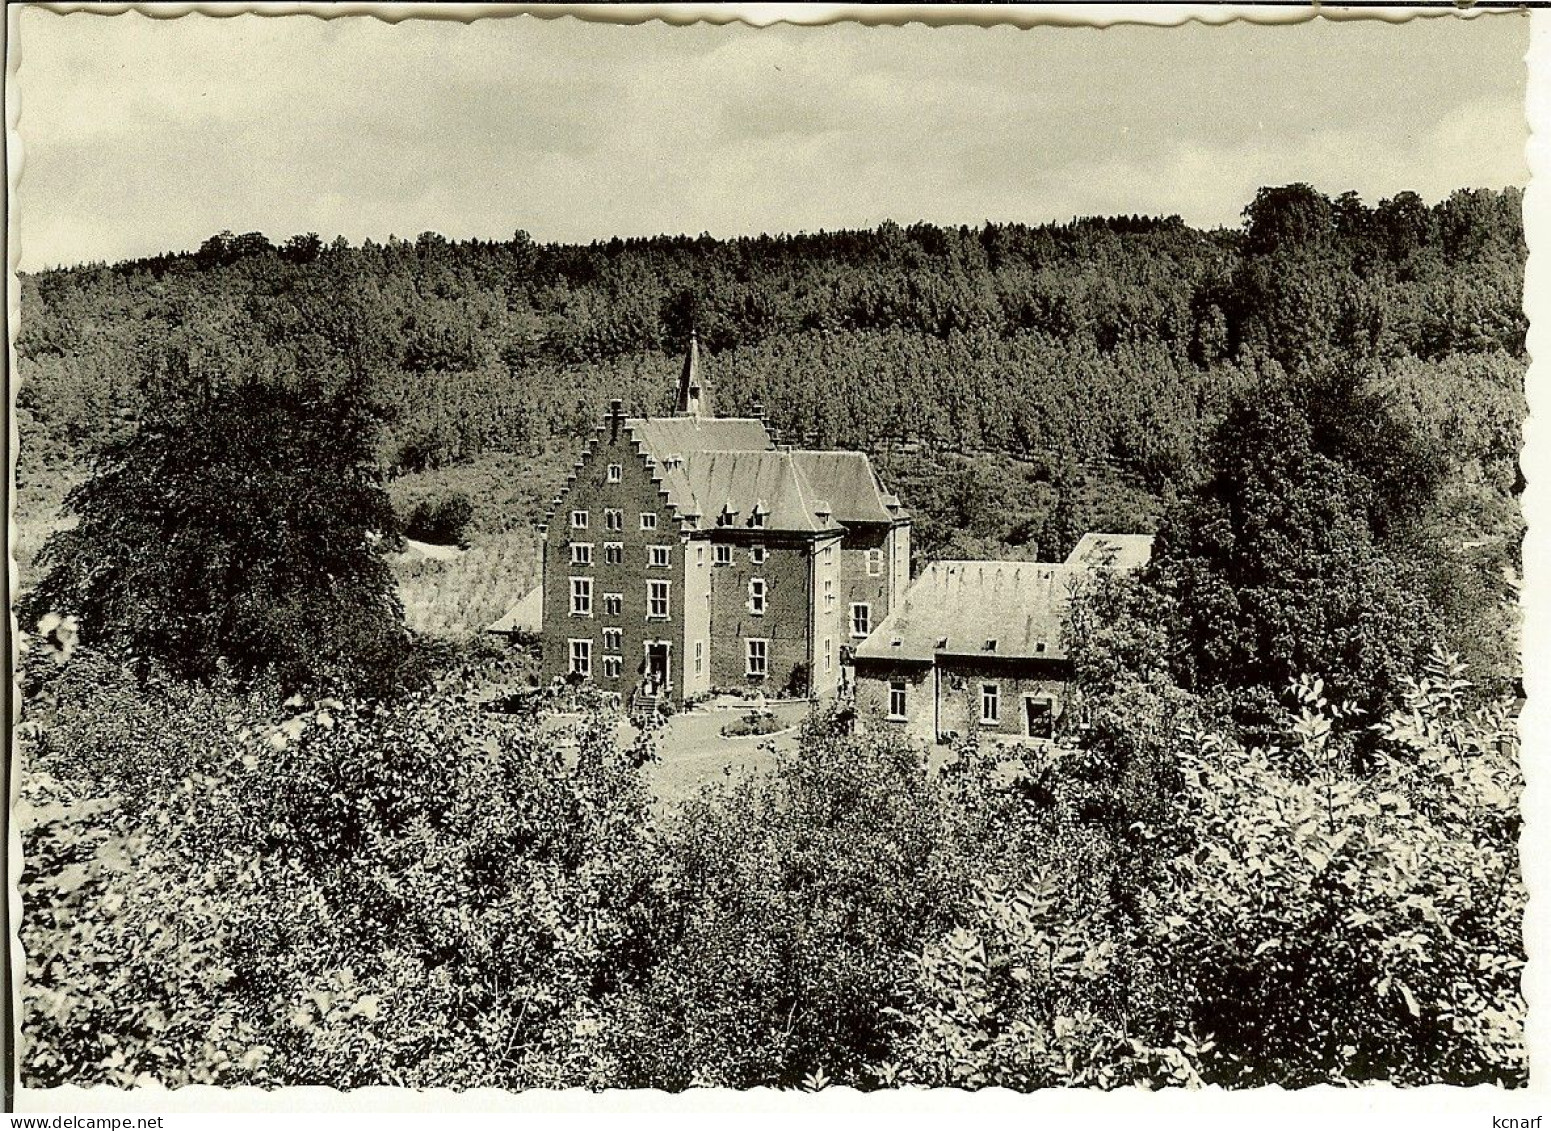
left=675, top=330, right=708, bottom=417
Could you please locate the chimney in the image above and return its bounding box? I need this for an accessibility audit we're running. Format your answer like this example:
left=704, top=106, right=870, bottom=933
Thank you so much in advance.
left=608, top=399, right=624, bottom=442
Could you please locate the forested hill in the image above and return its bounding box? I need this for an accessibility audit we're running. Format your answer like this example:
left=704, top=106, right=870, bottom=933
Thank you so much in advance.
left=17, top=185, right=1524, bottom=499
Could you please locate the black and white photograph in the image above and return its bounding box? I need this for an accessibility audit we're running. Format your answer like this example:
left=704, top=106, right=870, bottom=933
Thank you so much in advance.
left=5, top=3, right=1536, bottom=1113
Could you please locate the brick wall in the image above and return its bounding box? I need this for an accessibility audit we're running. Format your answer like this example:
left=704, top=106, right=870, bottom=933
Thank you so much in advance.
left=540, top=423, right=689, bottom=702
left=707, top=535, right=814, bottom=695
left=933, top=656, right=1074, bottom=743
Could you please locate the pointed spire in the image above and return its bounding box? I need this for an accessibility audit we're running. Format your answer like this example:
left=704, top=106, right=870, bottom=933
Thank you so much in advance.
left=675, top=331, right=708, bottom=417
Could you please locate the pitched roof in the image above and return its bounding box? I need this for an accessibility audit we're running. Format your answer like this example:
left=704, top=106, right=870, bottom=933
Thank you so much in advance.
left=1066, top=532, right=1155, bottom=571
left=787, top=451, right=909, bottom=524
left=624, top=416, right=775, bottom=518
left=681, top=451, right=841, bottom=533
left=855, top=561, right=1080, bottom=662
left=856, top=532, right=1154, bottom=664
left=614, top=416, right=906, bottom=534
left=488, top=585, right=543, bottom=636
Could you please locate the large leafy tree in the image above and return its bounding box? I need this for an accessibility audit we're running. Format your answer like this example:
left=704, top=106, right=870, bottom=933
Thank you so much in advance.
left=22, top=368, right=405, bottom=691
left=1151, top=369, right=1441, bottom=713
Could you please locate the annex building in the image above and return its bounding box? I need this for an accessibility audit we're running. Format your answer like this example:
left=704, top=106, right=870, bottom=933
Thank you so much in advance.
left=523, top=337, right=912, bottom=713
left=852, top=533, right=1153, bottom=744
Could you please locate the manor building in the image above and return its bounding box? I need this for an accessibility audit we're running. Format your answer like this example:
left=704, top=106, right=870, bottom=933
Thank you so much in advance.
left=525, top=338, right=911, bottom=712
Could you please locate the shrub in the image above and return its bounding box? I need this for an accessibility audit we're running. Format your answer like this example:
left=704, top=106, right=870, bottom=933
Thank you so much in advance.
left=601, top=715, right=967, bottom=1088
left=19, top=660, right=660, bottom=1089
left=720, top=711, right=784, bottom=738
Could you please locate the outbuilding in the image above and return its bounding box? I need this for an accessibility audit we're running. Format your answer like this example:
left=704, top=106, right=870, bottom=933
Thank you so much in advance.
left=852, top=533, right=1153, bottom=744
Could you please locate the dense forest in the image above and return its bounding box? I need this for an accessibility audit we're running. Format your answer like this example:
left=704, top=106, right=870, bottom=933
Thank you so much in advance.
left=14, top=184, right=1528, bottom=1090
left=17, top=185, right=1524, bottom=483
left=16, top=183, right=1526, bottom=673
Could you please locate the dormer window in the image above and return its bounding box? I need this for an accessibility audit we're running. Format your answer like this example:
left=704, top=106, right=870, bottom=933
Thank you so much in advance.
left=750, top=501, right=769, bottom=529
left=983, top=639, right=997, bottom=652
left=717, top=506, right=737, bottom=528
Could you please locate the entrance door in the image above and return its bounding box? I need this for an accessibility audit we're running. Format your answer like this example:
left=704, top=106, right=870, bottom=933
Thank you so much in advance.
left=1024, top=696, right=1054, bottom=740
left=644, top=642, right=671, bottom=694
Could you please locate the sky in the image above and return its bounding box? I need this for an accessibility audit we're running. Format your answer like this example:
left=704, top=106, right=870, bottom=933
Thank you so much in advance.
left=10, top=7, right=1530, bottom=272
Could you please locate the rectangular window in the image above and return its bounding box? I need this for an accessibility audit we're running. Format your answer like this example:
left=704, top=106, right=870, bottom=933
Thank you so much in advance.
left=607, top=463, right=622, bottom=483
left=749, top=578, right=767, bottom=615
left=571, top=510, right=588, bottom=530
left=697, top=545, right=705, bottom=566
left=570, top=542, right=593, bottom=566
left=981, top=683, right=1000, bottom=725
left=569, top=638, right=591, bottom=677
left=649, top=545, right=671, bottom=568
left=745, top=638, right=769, bottom=678
left=825, top=579, right=834, bottom=610
left=824, top=544, right=834, bottom=562
left=866, top=549, right=884, bottom=577
left=604, top=508, right=624, bottom=532
left=604, top=542, right=624, bottom=566
left=603, top=628, right=622, bottom=651
left=647, top=580, right=670, bottom=620
left=603, top=592, right=623, bottom=617
left=570, top=577, right=592, bottom=617
left=695, top=640, right=704, bottom=674
left=640, top=512, right=658, bottom=531
left=888, top=680, right=907, bottom=720
left=750, top=545, right=767, bottom=565
left=851, top=603, right=871, bottom=638
left=714, top=544, right=732, bottom=566
left=603, top=656, right=622, bottom=679
left=823, top=636, right=833, bottom=674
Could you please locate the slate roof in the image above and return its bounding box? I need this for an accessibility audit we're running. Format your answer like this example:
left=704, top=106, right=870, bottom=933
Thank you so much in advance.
left=787, top=451, right=907, bottom=525
left=681, top=451, right=840, bottom=533
left=855, top=533, right=1153, bottom=664
left=613, top=417, right=907, bottom=534
left=855, top=561, right=1080, bottom=662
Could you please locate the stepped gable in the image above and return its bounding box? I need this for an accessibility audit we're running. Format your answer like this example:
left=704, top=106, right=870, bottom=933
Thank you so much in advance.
left=608, top=338, right=902, bottom=534
left=622, top=415, right=774, bottom=521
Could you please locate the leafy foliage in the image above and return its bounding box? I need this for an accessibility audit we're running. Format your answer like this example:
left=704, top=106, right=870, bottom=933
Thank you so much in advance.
left=20, top=374, right=408, bottom=692
left=1152, top=370, right=1442, bottom=712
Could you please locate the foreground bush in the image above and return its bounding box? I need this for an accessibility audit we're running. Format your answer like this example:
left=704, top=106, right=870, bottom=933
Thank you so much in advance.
left=886, top=651, right=1525, bottom=1088
left=19, top=660, right=658, bottom=1089
left=18, top=649, right=1522, bottom=1089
